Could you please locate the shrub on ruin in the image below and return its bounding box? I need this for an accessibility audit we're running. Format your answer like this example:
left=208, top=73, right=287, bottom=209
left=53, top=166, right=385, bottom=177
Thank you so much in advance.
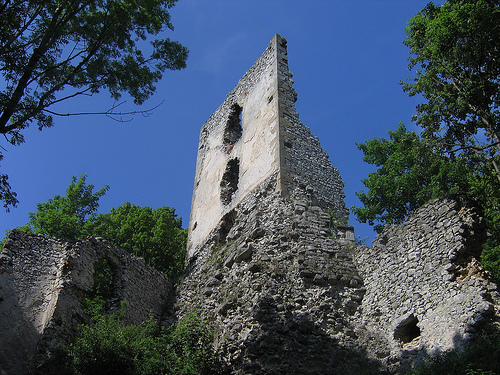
left=12, top=175, right=188, bottom=279
left=67, top=310, right=227, bottom=375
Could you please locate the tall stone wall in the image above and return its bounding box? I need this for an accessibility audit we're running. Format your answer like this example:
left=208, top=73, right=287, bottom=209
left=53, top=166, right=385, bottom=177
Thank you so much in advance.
left=187, top=34, right=347, bottom=259
left=0, top=230, right=172, bottom=374
left=175, top=175, right=374, bottom=374
left=2, top=34, right=500, bottom=375
left=276, top=38, right=347, bottom=218
left=187, top=35, right=281, bottom=258
left=354, top=195, right=498, bottom=370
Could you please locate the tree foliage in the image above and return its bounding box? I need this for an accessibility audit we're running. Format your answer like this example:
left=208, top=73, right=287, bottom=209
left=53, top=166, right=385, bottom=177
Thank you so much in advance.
left=353, top=124, right=472, bottom=232
left=353, top=124, right=500, bottom=280
left=45, top=310, right=227, bottom=375
left=0, top=0, right=188, bottom=209
left=402, top=0, right=500, bottom=181
left=355, top=1, right=500, bottom=239
left=18, top=175, right=187, bottom=278
left=25, top=174, right=109, bottom=240
left=90, top=203, right=187, bottom=278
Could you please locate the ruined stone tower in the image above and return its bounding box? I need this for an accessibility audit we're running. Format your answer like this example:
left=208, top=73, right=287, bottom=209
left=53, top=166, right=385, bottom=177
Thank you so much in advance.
left=187, top=34, right=348, bottom=259
left=1, top=34, right=498, bottom=375
left=177, top=34, right=365, bottom=374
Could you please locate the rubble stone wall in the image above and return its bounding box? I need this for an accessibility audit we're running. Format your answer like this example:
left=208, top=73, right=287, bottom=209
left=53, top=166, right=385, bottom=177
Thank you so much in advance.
left=0, top=230, right=171, bottom=375
left=354, top=195, right=498, bottom=370
left=2, top=34, right=500, bottom=375
left=276, top=36, right=347, bottom=219
left=176, top=175, right=372, bottom=374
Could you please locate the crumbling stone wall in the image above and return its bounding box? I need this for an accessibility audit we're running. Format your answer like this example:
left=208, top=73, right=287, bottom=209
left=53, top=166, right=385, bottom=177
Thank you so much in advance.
left=3, top=34, right=500, bottom=375
left=174, top=175, right=381, bottom=374
left=0, top=230, right=171, bottom=374
left=179, top=34, right=500, bottom=374
left=276, top=37, right=347, bottom=218
left=187, top=34, right=348, bottom=259
left=354, top=195, right=498, bottom=370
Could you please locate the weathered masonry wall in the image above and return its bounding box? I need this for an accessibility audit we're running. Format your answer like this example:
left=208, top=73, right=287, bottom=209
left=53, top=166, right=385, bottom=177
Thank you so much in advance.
left=354, top=195, right=498, bottom=370
left=184, top=35, right=500, bottom=373
left=275, top=37, right=347, bottom=219
left=176, top=176, right=369, bottom=374
left=187, top=35, right=281, bottom=258
left=3, top=34, right=500, bottom=375
left=187, top=34, right=348, bottom=258
left=0, top=230, right=171, bottom=375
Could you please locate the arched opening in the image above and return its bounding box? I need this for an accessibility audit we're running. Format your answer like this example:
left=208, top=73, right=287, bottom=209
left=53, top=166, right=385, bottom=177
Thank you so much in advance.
left=84, top=258, right=115, bottom=316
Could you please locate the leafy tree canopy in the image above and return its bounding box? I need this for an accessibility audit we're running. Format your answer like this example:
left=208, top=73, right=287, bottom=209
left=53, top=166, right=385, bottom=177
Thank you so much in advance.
left=402, top=0, right=500, bottom=181
left=90, top=203, right=187, bottom=278
left=352, top=124, right=472, bottom=232
left=0, top=0, right=188, bottom=209
left=17, top=174, right=187, bottom=278
left=25, top=174, right=109, bottom=240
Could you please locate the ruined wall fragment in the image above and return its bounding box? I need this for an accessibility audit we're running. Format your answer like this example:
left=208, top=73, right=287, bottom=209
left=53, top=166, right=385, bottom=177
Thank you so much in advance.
left=187, top=34, right=348, bottom=259
left=176, top=175, right=375, bottom=374
left=0, top=230, right=171, bottom=374
left=354, top=195, right=497, bottom=370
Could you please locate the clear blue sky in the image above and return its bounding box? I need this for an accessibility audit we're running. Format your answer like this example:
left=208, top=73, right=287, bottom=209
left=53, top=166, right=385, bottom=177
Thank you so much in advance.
left=0, top=0, right=444, bottom=245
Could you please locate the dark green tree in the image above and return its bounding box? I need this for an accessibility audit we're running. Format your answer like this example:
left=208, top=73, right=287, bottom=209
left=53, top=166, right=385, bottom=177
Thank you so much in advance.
left=25, top=174, right=109, bottom=240
left=402, top=0, right=500, bottom=182
left=0, top=0, right=188, bottom=208
left=352, top=124, right=472, bottom=232
left=90, top=203, right=187, bottom=278
left=353, top=124, right=500, bottom=280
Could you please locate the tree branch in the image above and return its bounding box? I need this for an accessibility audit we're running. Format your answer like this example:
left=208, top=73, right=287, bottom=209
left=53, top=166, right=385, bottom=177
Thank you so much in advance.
left=43, top=100, right=164, bottom=121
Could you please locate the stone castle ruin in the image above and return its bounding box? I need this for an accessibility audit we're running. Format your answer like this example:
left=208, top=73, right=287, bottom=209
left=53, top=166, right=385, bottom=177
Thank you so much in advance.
left=1, top=34, right=499, bottom=374
left=187, top=34, right=348, bottom=259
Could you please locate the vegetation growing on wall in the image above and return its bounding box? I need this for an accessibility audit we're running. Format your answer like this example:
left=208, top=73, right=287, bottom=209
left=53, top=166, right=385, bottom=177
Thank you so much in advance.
left=39, top=310, right=228, bottom=375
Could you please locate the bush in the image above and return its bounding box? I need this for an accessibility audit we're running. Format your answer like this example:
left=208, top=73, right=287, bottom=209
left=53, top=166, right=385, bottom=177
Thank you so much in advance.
left=66, top=310, right=227, bottom=375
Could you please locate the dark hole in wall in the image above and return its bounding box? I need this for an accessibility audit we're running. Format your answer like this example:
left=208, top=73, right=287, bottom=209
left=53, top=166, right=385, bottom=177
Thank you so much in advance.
left=84, top=258, right=115, bottom=316
left=220, top=158, right=240, bottom=205
left=394, top=315, right=421, bottom=344
left=218, top=209, right=236, bottom=244
left=223, top=104, right=243, bottom=148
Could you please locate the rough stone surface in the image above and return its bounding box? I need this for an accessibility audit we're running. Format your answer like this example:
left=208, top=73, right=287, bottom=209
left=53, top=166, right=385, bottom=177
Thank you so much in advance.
left=0, top=231, right=171, bottom=374
left=2, top=35, right=500, bottom=375
left=175, top=35, right=500, bottom=374
left=174, top=174, right=369, bottom=374
left=354, top=194, right=498, bottom=372
left=187, top=34, right=347, bottom=259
